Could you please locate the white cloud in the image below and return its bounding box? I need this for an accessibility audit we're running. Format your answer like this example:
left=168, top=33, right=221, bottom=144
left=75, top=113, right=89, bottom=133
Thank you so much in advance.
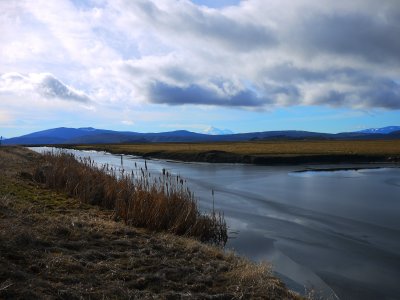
left=121, top=120, right=134, bottom=125
left=0, top=72, right=91, bottom=103
left=0, top=0, right=399, bottom=125
left=0, top=110, right=13, bottom=125
left=106, top=0, right=400, bottom=109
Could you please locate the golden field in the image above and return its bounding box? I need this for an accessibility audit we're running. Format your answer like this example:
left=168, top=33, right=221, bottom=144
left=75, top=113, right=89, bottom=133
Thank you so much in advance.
left=72, top=140, right=400, bottom=164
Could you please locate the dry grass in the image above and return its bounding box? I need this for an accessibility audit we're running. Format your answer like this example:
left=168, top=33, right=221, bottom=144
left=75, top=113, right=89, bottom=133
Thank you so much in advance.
left=33, top=150, right=228, bottom=245
left=74, top=139, right=400, bottom=156
left=0, top=146, right=302, bottom=299
left=68, top=140, right=400, bottom=165
left=228, top=260, right=276, bottom=297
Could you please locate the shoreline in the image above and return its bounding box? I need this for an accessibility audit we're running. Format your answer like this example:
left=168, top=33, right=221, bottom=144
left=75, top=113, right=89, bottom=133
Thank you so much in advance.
left=59, top=144, right=400, bottom=166
left=25, top=145, right=399, bottom=300
left=0, top=146, right=302, bottom=299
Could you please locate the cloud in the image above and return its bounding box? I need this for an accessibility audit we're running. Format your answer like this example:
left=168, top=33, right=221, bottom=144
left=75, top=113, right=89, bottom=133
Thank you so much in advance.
left=148, top=81, right=265, bottom=107
left=0, top=72, right=91, bottom=103
left=121, top=120, right=134, bottom=125
left=38, top=74, right=90, bottom=103
left=129, top=0, right=277, bottom=52
left=111, top=0, right=400, bottom=109
left=1, top=0, right=400, bottom=118
left=261, top=65, right=400, bottom=109
left=298, top=10, right=400, bottom=64
left=360, top=79, right=400, bottom=109
left=0, top=110, right=13, bottom=125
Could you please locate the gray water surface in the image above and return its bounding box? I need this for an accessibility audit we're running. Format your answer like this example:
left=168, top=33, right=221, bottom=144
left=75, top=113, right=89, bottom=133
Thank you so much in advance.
left=30, top=147, right=400, bottom=300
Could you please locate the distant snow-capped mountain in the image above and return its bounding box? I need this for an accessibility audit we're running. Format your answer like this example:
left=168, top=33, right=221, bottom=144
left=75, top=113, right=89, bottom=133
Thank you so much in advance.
left=203, top=126, right=234, bottom=135
left=358, top=126, right=400, bottom=134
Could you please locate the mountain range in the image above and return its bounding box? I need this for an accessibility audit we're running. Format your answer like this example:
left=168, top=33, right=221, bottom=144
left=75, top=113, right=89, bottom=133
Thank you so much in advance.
left=2, top=126, right=400, bottom=145
left=357, top=126, right=400, bottom=134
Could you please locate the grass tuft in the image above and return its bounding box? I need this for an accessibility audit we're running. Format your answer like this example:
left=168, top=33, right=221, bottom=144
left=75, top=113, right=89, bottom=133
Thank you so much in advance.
left=33, top=151, right=228, bottom=245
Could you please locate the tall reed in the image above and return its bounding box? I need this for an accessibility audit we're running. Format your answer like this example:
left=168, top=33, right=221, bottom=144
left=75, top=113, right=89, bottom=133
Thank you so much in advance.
left=33, top=151, right=228, bottom=246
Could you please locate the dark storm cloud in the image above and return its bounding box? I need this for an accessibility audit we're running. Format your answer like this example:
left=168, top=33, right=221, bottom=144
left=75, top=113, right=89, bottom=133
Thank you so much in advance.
left=263, top=64, right=400, bottom=109
left=316, top=90, right=349, bottom=107
left=299, top=12, right=400, bottom=64
left=308, top=77, right=400, bottom=109
left=184, top=12, right=277, bottom=51
left=265, top=64, right=372, bottom=84
left=265, top=63, right=328, bottom=83
left=38, top=75, right=90, bottom=103
left=148, top=81, right=266, bottom=107
left=147, top=80, right=305, bottom=107
left=361, top=79, right=400, bottom=109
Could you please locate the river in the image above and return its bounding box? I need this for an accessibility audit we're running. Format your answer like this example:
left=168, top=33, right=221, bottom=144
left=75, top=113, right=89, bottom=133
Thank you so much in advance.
left=30, top=147, right=400, bottom=300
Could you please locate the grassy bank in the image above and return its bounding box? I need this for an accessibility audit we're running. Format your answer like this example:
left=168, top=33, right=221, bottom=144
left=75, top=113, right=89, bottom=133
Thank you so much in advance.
left=0, top=147, right=302, bottom=299
left=70, top=139, right=400, bottom=165
left=34, top=150, right=227, bottom=245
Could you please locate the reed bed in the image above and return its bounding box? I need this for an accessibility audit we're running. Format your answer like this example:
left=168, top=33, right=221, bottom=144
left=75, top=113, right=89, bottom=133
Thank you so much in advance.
left=75, top=139, right=400, bottom=156
left=33, top=151, right=227, bottom=246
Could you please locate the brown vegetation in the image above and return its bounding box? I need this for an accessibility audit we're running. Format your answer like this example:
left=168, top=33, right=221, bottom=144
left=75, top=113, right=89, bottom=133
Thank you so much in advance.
left=71, top=140, right=400, bottom=165
left=0, top=146, right=302, bottom=299
left=33, top=150, right=227, bottom=246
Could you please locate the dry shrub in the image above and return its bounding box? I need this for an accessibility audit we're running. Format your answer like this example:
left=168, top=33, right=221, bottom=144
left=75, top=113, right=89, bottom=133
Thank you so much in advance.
left=227, top=259, right=297, bottom=299
left=33, top=151, right=227, bottom=245
left=231, top=260, right=273, bottom=286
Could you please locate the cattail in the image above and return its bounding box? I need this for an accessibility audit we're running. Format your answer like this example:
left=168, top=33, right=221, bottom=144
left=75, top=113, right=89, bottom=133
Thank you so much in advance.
left=32, top=151, right=227, bottom=246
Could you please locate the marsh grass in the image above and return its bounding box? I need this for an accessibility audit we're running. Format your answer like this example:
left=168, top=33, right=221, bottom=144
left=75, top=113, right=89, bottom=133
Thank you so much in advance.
left=74, top=139, right=400, bottom=156
left=68, top=139, right=400, bottom=165
left=33, top=151, right=228, bottom=245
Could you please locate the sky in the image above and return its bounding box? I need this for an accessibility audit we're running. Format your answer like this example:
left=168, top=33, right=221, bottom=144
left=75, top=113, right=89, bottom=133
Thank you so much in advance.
left=1, top=0, right=400, bottom=138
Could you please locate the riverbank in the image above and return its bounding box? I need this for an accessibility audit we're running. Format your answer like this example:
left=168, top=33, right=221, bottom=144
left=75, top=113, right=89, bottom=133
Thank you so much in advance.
left=0, top=147, right=301, bottom=299
left=66, top=140, right=400, bottom=165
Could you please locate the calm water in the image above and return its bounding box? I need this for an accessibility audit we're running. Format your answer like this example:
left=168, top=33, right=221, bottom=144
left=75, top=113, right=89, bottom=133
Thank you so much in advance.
left=31, top=147, right=400, bottom=300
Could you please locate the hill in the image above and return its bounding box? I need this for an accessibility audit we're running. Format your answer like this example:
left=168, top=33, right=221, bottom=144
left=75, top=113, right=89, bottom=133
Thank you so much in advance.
left=3, top=126, right=400, bottom=145
left=358, top=126, right=400, bottom=134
